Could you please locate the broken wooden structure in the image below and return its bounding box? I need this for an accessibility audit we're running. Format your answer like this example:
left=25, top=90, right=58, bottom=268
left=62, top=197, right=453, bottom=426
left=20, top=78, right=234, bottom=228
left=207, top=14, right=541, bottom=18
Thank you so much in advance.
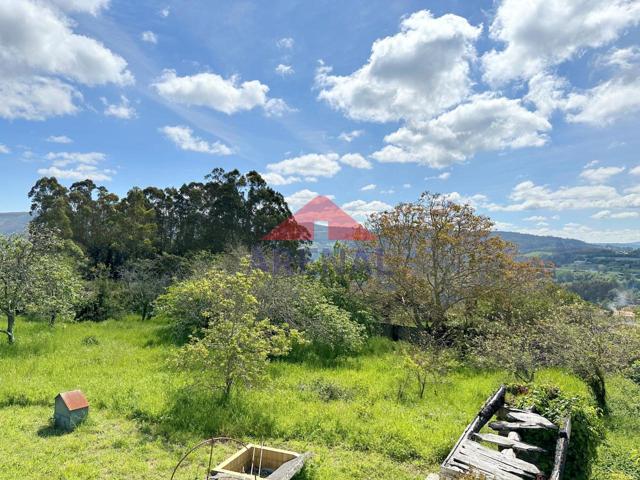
left=439, top=386, right=571, bottom=480
left=171, top=437, right=311, bottom=480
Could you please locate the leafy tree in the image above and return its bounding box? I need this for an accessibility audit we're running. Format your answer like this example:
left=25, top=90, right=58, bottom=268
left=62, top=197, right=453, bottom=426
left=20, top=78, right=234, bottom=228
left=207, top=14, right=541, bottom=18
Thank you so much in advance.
left=402, top=335, right=459, bottom=398
left=29, top=254, right=82, bottom=326
left=160, top=265, right=296, bottom=398
left=120, top=255, right=184, bottom=320
left=253, top=271, right=366, bottom=356
left=544, top=303, right=640, bottom=413
left=0, top=232, right=74, bottom=342
left=367, top=192, right=518, bottom=339
left=28, top=177, right=72, bottom=239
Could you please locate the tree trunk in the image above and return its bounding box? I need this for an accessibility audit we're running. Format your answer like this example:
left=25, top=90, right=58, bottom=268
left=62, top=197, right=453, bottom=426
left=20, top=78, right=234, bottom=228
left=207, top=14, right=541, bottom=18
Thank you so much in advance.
left=7, top=312, right=15, bottom=344
left=49, top=313, right=56, bottom=327
left=588, top=369, right=608, bottom=414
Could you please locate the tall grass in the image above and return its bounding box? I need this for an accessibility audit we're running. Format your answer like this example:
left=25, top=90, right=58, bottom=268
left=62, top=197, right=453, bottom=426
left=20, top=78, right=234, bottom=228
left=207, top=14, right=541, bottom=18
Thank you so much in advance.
left=0, top=317, right=635, bottom=479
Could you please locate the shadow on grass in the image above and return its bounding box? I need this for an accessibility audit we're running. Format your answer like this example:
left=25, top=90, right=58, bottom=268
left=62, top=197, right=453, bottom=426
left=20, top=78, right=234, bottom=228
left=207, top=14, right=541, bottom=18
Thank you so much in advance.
left=37, top=423, right=72, bottom=438
left=152, top=386, right=276, bottom=440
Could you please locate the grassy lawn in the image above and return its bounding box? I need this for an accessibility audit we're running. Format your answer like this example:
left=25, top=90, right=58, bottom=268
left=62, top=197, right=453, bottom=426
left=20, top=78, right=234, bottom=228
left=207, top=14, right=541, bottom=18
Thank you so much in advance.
left=0, top=317, right=638, bottom=479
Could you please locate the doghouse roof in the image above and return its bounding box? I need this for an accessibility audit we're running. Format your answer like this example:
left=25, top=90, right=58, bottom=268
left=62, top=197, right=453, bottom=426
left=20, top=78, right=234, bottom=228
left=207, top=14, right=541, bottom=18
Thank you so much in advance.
left=56, top=390, right=89, bottom=411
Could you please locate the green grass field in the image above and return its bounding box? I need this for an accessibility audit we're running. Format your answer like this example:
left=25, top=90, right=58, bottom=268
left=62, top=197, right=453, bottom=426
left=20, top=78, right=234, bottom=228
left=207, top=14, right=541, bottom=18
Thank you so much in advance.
left=0, top=317, right=638, bottom=479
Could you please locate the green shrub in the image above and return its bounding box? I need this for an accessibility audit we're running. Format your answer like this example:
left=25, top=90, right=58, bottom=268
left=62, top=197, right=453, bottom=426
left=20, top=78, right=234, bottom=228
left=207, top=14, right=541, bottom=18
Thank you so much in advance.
left=628, top=360, right=640, bottom=385
left=508, top=383, right=605, bottom=480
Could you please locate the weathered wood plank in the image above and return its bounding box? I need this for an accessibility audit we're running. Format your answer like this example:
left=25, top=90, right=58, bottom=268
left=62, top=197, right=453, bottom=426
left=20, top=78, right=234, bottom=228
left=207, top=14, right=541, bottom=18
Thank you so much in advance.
left=441, top=386, right=506, bottom=471
left=461, top=441, right=542, bottom=476
left=549, top=417, right=571, bottom=480
left=472, top=433, right=547, bottom=453
left=501, top=409, right=557, bottom=429
left=442, top=385, right=507, bottom=467
left=268, top=452, right=311, bottom=480
left=452, top=450, right=527, bottom=480
left=489, top=421, right=549, bottom=432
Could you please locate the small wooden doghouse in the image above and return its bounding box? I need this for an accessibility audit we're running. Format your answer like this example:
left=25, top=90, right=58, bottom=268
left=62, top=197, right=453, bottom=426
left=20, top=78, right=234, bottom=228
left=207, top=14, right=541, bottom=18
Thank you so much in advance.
left=54, top=390, right=89, bottom=430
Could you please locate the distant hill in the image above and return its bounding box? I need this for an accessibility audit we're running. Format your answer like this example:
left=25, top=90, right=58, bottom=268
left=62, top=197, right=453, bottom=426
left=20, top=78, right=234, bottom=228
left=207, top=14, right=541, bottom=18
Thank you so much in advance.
left=494, top=231, right=596, bottom=255
left=0, top=212, right=30, bottom=235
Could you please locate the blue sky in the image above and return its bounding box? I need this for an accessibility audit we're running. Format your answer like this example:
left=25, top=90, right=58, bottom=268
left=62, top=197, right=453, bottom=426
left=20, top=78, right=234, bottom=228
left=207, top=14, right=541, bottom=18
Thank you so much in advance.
left=1, top=0, right=640, bottom=242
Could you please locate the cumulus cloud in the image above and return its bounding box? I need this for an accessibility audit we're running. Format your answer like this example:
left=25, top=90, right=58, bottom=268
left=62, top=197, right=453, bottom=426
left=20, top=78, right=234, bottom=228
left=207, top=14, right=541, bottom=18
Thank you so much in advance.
left=102, top=95, right=136, bottom=119
left=0, top=144, right=10, bottom=154
left=338, top=130, right=364, bottom=142
left=160, top=125, right=232, bottom=155
left=631, top=165, right=640, bottom=175
left=141, top=31, right=158, bottom=44
left=316, top=10, right=481, bottom=123
left=46, top=135, right=73, bottom=144
left=275, top=64, right=294, bottom=76
left=524, top=215, right=547, bottom=222
left=152, top=70, right=290, bottom=116
left=339, top=153, right=372, bottom=169
left=47, top=0, right=110, bottom=15
left=285, top=189, right=335, bottom=211
left=266, top=153, right=341, bottom=182
left=372, top=94, right=550, bottom=167
left=426, top=172, right=451, bottom=180
left=0, top=0, right=133, bottom=120
left=341, top=200, right=392, bottom=221
left=593, top=209, right=639, bottom=219
left=276, top=37, right=295, bottom=49
left=580, top=166, right=625, bottom=183
left=0, top=77, right=80, bottom=121
left=260, top=172, right=301, bottom=186
left=482, top=0, right=640, bottom=85
left=491, top=180, right=640, bottom=211
left=360, top=184, right=376, bottom=191
left=38, top=151, right=114, bottom=181
left=564, top=51, right=640, bottom=125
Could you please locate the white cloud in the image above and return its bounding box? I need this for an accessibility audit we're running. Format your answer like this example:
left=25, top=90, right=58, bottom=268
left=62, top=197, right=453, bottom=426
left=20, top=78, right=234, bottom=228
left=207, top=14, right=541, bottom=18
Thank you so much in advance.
left=102, top=95, right=136, bottom=119
left=264, top=98, right=295, bottom=117
left=339, top=153, right=372, bottom=169
left=316, top=10, right=481, bottom=123
left=276, top=37, right=295, bottom=49
left=491, top=180, right=640, bottom=211
left=584, top=160, right=600, bottom=169
left=372, top=94, right=550, bottom=167
left=443, top=192, right=490, bottom=209
left=611, top=211, right=640, bottom=219
left=341, top=200, right=392, bottom=221
left=403, top=183, right=411, bottom=189
left=360, top=184, right=376, bottom=191
left=0, top=0, right=133, bottom=120
left=159, top=6, right=170, bottom=17
left=47, top=0, right=110, bottom=15
left=338, top=130, right=364, bottom=142
left=141, top=31, right=158, bottom=44
left=266, top=153, right=341, bottom=181
left=426, top=172, right=451, bottom=180
left=275, top=64, right=294, bottom=76
left=380, top=189, right=395, bottom=195
left=524, top=73, right=569, bottom=117
left=482, top=0, right=640, bottom=85
left=513, top=224, right=640, bottom=243
left=260, top=172, right=301, bottom=186
left=0, top=77, right=79, bottom=121
left=160, top=125, right=233, bottom=155
left=0, top=144, right=10, bottom=154
left=564, top=70, right=640, bottom=126
left=38, top=151, right=113, bottom=181
left=153, top=70, right=290, bottom=116
left=524, top=215, right=547, bottom=222
left=285, top=189, right=334, bottom=211
left=38, top=164, right=114, bottom=181
left=580, top=166, right=625, bottom=183
left=592, top=210, right=612, bottom=219
left=631, top=165, right=640, bottom=175
left=45, top=151, right=106, bottom=166
left=46, top=135, right=73, bottom=144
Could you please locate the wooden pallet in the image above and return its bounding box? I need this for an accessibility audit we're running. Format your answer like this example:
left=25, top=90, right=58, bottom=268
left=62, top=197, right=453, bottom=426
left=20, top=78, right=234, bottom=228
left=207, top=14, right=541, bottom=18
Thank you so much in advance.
left=438, top=386, right=571, bottom=480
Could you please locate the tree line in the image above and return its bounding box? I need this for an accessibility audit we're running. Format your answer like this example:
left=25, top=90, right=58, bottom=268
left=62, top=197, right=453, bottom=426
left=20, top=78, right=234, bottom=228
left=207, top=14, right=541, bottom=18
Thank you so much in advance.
left=28, top=168, right=299, bottom=271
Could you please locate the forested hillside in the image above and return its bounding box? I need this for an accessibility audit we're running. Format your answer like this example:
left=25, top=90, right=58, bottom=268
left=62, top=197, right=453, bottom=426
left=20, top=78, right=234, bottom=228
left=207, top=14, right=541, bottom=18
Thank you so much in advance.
left=0, top=212, right=29, bottom=235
